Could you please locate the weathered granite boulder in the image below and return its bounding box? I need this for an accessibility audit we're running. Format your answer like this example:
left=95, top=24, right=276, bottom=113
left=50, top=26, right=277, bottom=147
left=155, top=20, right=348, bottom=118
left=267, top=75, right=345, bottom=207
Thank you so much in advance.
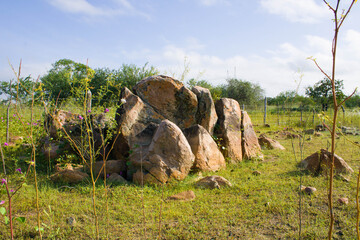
left=133, top=75, right=198, bottom=129
left=113, top=87, right=164, bottom=163
left=184, top=125, right=226, bottom=172
left=258, top=134, right=285, bottom=150
left=242, top=111, right=263, bottom=159
left=300, top=149, right=354, bottom=175
left=214, top=98, right=242, bottom=163
left=132, top=120, right=195, bottom=184
left=192, top=86, right=218, bottom=134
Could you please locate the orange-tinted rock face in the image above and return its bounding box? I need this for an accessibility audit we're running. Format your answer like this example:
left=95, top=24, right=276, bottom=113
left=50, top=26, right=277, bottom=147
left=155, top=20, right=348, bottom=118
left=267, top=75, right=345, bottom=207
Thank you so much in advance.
left=133, top=75, right=198, bottom=129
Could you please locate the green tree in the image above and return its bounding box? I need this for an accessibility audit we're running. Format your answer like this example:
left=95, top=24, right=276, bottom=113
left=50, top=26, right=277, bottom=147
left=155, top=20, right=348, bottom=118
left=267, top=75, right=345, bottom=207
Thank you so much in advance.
left=305, top=78, right=345, bottom=111
left=41, top=59, right=94, bottom=102
left=91, top=63, right=159, bottom=106
left=345, top=93, right=360, bottom=108
left=0, top=76, right=36, bottom=103
left=221, top=78, right=264, bottom=106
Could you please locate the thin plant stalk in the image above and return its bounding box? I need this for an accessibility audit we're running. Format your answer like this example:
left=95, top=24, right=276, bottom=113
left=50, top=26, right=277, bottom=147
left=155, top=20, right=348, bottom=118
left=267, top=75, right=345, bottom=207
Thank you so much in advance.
left=311, top=1, right=357, bottom=238
left=357, top=167, right=360, bottom=239
left=6, top=79, right=12, bottom=143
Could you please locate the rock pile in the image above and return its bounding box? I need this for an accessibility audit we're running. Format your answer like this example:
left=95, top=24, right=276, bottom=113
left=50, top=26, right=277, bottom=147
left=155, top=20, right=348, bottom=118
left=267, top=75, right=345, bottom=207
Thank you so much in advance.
left=46, top=75, right=262, bottom=184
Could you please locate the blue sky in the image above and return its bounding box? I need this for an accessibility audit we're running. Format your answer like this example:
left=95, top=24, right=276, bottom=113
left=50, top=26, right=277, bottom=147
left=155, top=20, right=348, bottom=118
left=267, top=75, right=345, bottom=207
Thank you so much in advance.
left=1, top=0, right=359, bottom=97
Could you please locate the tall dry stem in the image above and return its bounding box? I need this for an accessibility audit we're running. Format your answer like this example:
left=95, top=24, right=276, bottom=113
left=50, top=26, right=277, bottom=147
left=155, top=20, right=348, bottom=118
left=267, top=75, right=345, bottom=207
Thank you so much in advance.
left=310, top=1, right=357, bottom=238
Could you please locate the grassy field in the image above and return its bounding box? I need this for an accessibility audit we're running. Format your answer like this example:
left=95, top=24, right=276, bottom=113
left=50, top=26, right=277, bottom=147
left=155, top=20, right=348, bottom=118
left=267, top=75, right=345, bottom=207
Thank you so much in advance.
left=1, top=105, right=360, bottom=239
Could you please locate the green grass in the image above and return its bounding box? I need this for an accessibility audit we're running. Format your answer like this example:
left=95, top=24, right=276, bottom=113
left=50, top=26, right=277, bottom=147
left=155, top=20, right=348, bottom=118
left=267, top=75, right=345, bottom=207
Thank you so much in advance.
left=0, top=105, right=360, bottom=239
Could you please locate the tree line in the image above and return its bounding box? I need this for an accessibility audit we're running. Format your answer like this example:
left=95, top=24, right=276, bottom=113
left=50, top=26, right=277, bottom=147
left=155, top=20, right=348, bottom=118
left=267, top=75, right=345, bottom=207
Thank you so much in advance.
left=0, top=58, right=359, bottom=109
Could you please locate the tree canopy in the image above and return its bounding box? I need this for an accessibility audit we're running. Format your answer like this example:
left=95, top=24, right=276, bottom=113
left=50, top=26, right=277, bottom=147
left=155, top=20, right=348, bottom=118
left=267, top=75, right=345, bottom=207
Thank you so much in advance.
left=305, top=78, right=345, bottom=111
left=221, top=78, right=264, bottom=106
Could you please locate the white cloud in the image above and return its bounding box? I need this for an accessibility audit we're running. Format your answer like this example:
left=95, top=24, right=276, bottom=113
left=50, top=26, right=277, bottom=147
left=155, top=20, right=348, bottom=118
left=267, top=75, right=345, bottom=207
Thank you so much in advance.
left=260, top=0, right=330, bottom=23
left=47, top=0, right=150, bottom=19
left=122, top=31, right=360, bottom=97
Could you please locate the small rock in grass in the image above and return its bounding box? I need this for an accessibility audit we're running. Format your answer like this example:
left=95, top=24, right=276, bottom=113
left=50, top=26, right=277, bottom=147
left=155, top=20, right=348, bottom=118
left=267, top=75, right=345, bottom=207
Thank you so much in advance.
left=301, top=185, right=316, bottom=195
left=196, top=175, right=232, bottom=189
left=67, top=216, right=76, bottom=228
left=314, top=132, right=322, bottom=137
left=338, top=197, right=349, bottom=205
left=252, top=170, right=261, bottom=176
left=167, top=190, right=196, bottom=201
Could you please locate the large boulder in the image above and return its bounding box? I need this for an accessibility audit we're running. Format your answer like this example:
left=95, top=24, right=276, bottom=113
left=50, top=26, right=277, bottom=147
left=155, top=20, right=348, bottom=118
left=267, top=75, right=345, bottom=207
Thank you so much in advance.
left=300, top=149, right=354, bottom=175
left=113, top=87, right=164, bottom=163
left=192, top=86, right=218, bottom=134
left=214, top=98, right=242, bottom=163
left=242, top=111, right=263, bottom=160
left=184, top=125, right=226, bottom=172
left=132, top=120, right=195, bottom=184
left=133, top=75, right=198, bottom=129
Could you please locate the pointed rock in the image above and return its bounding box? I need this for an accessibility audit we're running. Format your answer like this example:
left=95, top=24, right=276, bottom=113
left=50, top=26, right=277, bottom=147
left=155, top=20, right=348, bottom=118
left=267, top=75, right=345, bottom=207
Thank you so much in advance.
left=192, top=86, right=218, bottom=134
left=214, top=98, right=242, bottom=163
left=242, top=111, right=263, bottom=160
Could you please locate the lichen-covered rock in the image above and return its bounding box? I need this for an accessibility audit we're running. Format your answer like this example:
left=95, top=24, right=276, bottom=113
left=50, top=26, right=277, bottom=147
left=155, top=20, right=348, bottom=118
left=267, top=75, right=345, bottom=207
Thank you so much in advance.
left=300, top=149, right=354, bottom=175
left=242, top=111, right=263, bottom=160
left=192, top=86, right=218, bottom=134
left=214, top=98, right=242, bottom=163
left=184, top=125, right=226, bottom=172
left=132, top=120, right=195, bottom=184
left=133, top=75, right=198, bottom=129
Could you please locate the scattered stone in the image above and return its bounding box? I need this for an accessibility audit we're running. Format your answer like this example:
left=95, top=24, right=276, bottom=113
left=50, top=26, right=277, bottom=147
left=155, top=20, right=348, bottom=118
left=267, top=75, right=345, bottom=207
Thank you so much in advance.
left=192, top=86, right=218, bottom=135
left=264, top=124, right=270, bottom=128
left=167, top=190, right=196, bottom=201
left=252, top=170, right=261, bottom=176
left=66, top=216, right=76, bottom=228
left=184, top=125, right=226, bottom=172
left=314, top=132, right=322, bottom=137
left=301, top=186, right=316, bottom=195
left=304, top=129, right=315, bottom=135
left=242, top=111, right=263, bottom=160
left=300, top=149, right=354, bottom=175
left=54, top=163, right=83, bottom=172
left=107, top=173, right=127, bottom=184
left=338, top=197, right=349, bottom=205
left=9, top=136, right=23, bottom=143
left=50, top=169, right=88, bottom=184
left=315, top=124, right=326, bottom=131
left=214, top=98, right=242, bottom=163
left=258, top=134, right=285, bottom=150
left=196, top=175, right=232, bottom=189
